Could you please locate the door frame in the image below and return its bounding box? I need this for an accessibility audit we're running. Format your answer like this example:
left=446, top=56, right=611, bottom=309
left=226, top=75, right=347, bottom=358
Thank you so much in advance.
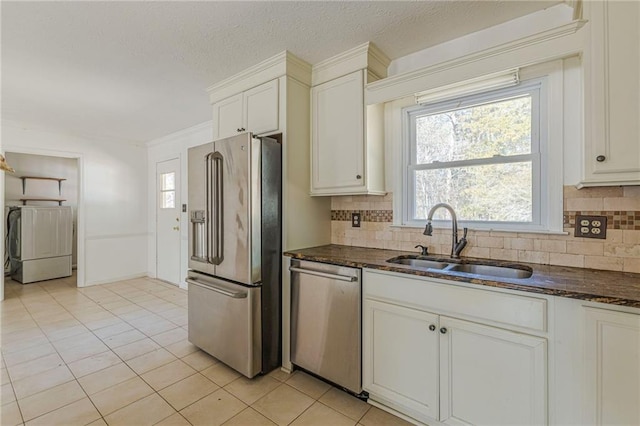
left=1, top=146, right=85, bottom=300
left=155, top=156, right=182, bottom=286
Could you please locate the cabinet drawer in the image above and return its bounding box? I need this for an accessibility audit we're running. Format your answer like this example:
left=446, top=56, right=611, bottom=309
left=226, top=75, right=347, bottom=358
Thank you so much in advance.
left=364, top=269, right=547, bottom=333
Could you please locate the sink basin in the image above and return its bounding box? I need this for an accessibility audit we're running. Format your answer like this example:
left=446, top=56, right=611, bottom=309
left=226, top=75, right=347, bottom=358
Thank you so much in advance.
left=445, top=263, right=532, bottom=279
left=386, top=257, right=449, bottom=270
left=386, top=256, right=533, bottom=279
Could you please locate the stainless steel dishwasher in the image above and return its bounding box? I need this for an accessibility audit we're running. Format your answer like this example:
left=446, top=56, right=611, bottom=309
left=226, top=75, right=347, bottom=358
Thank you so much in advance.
left=290, top=259, right=362, bottom=394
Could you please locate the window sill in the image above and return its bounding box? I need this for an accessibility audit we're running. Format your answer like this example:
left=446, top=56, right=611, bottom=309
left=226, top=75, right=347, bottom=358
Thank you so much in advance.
left=390, top=223, right=569, bottom=236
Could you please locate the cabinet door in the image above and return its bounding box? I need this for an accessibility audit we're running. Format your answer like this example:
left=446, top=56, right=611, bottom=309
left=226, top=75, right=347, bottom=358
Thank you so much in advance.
left=311, top=70, right=365, bottom=194
left=439, top=316, right=547, bottom=426
left=584, top=307, right=640, bottom=426
left=244, top=79, right=279, bottom=136
left=213, top=93, right=243, bottom=140
left=583, top=0, right=640, bottom=185
left=363, top=299, right=439, bottom=422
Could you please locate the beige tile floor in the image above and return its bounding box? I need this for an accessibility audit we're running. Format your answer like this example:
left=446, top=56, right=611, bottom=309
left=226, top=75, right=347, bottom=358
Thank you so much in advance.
left=0, top=274, right=412, bottom=426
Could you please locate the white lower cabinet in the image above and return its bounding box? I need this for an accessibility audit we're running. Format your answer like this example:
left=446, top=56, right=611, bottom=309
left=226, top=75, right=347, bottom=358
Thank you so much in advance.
left=363, top=270, right=548, bottom=425
left=584, top=307, right=640, bottom=425
left=364, top=300, right=439, bottom=422
left=439, top=317, right=547, bottom=426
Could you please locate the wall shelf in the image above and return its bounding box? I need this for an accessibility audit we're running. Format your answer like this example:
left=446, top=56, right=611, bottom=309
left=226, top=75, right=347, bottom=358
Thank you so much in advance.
left=19, top=197, right=67, bottom=206
left=20, top=176, right=66, bottom=195
left=20, top=176, right=67, bottom=205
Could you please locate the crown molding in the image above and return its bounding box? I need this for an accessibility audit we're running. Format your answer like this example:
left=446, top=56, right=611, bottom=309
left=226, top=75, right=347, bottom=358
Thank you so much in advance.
left=145, top=121, right=212, bottom=147
left=312, top=41, right=390, bottom=86
left=366, top=19, right=586, bottom=104
left=206, top=51, right=311, bottom=104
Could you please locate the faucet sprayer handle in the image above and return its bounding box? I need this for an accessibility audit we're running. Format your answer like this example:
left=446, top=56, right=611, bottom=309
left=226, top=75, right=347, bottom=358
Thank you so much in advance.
left=463, top=227, right=468, bottom=238
left=415, top=244, right=429, bottom=256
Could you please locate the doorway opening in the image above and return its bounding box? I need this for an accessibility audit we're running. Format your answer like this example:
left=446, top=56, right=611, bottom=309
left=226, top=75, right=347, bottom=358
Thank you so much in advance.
left=3, top=152, right=81, bottom=297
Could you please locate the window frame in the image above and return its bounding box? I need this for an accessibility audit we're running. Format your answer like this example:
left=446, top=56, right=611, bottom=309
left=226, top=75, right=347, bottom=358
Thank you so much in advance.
left=395, top=61, right=564, bottom=233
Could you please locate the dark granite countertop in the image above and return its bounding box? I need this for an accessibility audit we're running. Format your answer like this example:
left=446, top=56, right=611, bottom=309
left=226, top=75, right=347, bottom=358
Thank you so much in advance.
left=284, top=244, right=640, bottom=308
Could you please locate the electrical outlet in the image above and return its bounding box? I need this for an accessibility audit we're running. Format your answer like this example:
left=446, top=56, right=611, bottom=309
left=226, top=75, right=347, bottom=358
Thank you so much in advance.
left=351, top=212, right=361, bottom=228
left=575, top=215, right=607, bottom=239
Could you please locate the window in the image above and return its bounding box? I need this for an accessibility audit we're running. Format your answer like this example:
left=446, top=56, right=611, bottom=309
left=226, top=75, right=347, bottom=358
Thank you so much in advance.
left=160, top=172, right=176, bottom=209
left=401, top=74, right=559, bottom=232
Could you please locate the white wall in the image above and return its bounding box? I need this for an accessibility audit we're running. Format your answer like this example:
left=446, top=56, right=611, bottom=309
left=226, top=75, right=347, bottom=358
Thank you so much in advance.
left=1, top=121, right=148, bottom=287
left=5, top=153, right=79, bottom=266
left=146, top=121, right=213, bottom=289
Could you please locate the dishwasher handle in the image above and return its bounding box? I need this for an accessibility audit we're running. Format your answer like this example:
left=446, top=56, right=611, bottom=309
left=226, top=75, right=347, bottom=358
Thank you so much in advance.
left=289, top=266, right=357, bottom=282
left=186, top=278, right=247, bottom=299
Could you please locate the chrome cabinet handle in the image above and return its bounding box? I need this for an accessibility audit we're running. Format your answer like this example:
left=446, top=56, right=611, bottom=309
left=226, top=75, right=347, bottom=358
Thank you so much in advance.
left=289, top=266, right=357, bottom=282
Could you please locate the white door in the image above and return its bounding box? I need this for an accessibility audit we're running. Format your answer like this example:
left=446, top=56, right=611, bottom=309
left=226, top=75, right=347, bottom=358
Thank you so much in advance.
left=363, top=299, right=440, bottom=423
left=439, top=316, right=547, bottom=426
left=156, top=158, right=181, bottom=285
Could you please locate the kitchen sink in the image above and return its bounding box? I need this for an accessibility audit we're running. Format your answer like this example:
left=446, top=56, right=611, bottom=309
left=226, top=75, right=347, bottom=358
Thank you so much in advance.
left=387, top=257, right=449, bottom=270
left=386, top=256, right=533, bottom=280
left=444, top=263, right=532, bottom=279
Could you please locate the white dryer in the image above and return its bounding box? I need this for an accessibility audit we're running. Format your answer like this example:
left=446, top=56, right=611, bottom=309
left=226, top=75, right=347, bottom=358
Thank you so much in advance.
left=8, top=206, right=73, bottom=283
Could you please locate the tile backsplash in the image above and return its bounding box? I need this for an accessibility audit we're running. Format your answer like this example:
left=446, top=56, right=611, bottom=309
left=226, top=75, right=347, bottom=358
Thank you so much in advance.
left=330, top=186, right=640, bottom=273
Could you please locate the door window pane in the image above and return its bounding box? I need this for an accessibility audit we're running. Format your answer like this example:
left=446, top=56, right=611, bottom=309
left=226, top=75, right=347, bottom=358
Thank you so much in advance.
left=162, top=172, right=175, bottom=191
left=162, top=191, right=175, bottom=209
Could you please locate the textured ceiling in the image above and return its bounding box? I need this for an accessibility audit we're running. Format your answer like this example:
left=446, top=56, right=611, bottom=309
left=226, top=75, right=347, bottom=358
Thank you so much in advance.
left=2, top=1, right=559, bottom=144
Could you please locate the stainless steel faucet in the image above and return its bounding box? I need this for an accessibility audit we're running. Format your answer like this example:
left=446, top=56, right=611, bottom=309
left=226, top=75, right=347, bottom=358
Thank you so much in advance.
left=423, top=203, right=468, bottom=258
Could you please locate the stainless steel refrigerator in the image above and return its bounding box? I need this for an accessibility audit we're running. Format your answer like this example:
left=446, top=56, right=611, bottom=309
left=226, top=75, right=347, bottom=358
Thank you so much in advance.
left=187, top=133, right=281, bottom=378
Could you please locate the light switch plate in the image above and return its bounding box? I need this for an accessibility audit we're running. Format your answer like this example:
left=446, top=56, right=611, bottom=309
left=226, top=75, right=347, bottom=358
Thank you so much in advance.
left=575, top=215, right=607, bottom=239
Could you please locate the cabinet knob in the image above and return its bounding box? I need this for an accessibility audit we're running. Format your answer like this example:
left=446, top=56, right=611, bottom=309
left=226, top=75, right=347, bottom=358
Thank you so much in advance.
left=440, top=327, right=447, bottom=334
left=237, top=128, right=242, bottom=133
left=356, top=175, right=362, bottom=180
left=429, top=324, right=436, bottom=331
left=596, top=155, right=606, bottom=162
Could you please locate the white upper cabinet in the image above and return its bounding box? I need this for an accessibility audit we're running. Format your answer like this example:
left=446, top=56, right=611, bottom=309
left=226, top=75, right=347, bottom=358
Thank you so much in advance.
left=312, top=71, right=365, bottom=192
left=581, top=0, right=640, bottom=186
left=212, top=79, right=279, bottom=140
left=310, top=43, right=389, bottom=196
left=213, top=93, right=243, bottom=140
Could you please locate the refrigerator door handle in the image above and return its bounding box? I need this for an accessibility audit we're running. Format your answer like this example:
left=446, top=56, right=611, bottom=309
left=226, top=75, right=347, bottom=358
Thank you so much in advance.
left=186, top=277, right=247, bottom=299
left=289, top=266, right=357, bottom=282
left=205, top=153, right=214, bottom=264
left=212, top=152, right=224, bottom=265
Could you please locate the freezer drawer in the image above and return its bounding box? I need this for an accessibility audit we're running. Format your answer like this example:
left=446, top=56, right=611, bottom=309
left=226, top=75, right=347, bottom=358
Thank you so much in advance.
left=290, top=260, right=362, bottom=393
left=187, top=271, right=262, bottom=378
